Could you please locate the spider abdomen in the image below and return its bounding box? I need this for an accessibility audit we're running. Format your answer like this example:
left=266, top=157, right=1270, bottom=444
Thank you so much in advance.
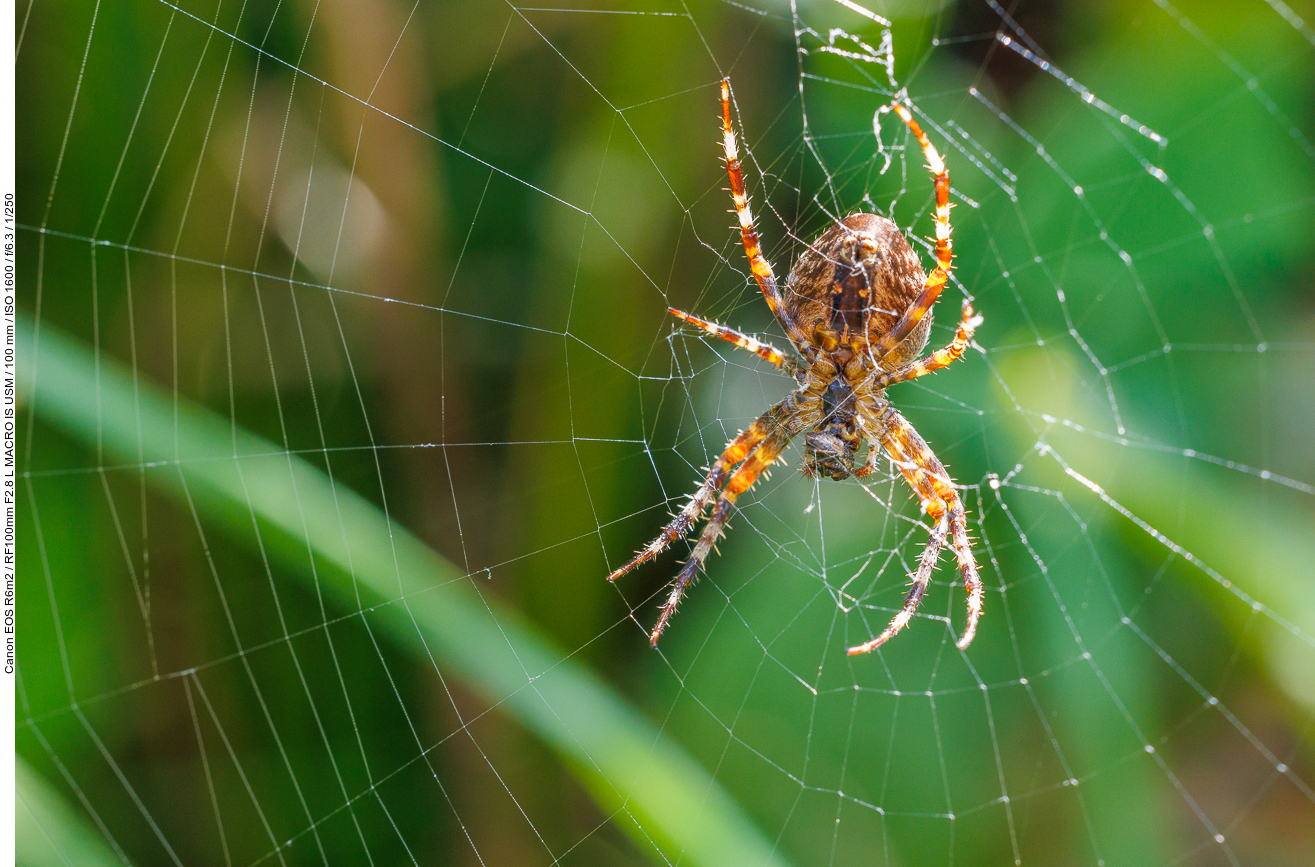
left=786, top=213, right=932, bottom=367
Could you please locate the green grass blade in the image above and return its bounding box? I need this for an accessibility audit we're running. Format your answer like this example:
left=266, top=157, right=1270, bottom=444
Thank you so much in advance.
left=19, top=315, right=793, bottom=867
left=17, top=758, right=124, bottom=867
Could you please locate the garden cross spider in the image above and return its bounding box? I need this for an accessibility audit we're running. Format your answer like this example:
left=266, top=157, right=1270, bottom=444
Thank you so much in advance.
left=608, top=79, right=985, bottom=654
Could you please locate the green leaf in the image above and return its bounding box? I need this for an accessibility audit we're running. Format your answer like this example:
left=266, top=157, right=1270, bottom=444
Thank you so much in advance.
left=18, top=758, right=123, bottom=867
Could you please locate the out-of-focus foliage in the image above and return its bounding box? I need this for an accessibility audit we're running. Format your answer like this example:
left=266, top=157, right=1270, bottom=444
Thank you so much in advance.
left=17, top=0, right=1314, bottom=865
left=20, top=314, right=793, bottom=867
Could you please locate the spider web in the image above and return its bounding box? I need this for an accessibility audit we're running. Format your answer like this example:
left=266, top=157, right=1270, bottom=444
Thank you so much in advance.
left=14, top=0, right=1315, bottom=865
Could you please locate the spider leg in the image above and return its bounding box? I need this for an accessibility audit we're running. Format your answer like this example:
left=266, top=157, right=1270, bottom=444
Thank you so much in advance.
left=607, top=406, right=778, bottom=584
left=947, top=503, right=984, bottom=649
left=667, top=307, right=799, bottom=375
left=882, top=404, right=983, bottom=650
left=609, top=387, right=819, bottom=584
left=872, top=302, right=981, bottom=391
left=720, top=79, right=812, bottom=357
left=650, top=426, right=794, bottom=646
left=849, top=400, right=984, bottom=652
left=847, top=517, right=947, bottom=654
left=872, top=101, right=954, bottom=364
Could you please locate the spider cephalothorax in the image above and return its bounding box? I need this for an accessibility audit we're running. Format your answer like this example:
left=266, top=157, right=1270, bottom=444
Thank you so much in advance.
left=609, top=79, right=985, bottom=654
left=803, top=378, right=861, bottom=482
left=794, top=213, right=931, bottom=483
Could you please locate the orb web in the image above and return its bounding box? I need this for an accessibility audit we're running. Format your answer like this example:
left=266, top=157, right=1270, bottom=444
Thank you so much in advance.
left=15, top=1, right=1315, bottom=865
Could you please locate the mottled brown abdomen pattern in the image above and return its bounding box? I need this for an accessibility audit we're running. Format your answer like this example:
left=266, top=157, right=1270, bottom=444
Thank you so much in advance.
left=784, top=213, right=932, bottom=367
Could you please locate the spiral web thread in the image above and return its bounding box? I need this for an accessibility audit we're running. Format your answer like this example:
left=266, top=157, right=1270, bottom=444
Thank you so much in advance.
left=16, top=0, right=1315, bottom=865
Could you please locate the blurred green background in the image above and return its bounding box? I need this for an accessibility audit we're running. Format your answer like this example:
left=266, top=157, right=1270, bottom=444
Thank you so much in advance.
left=15, top=0, right=1315, bottom=865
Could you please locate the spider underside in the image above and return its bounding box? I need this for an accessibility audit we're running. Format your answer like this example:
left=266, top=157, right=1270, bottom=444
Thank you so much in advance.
left=609, top=79, right=985, bottom=654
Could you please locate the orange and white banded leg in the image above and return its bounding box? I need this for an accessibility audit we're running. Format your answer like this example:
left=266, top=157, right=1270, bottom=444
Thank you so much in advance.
left=873, top=101, right=955, bottom=362
left=847, top=415, right=948, bottom=653
left=888, top=419, right=984, bottom=649
left=882, top=406, right=983, bottom=650
left=872, top=303, right=981, bottom=390
left=668, top=307, right=797, bottom=372
left=850, top=402, right=983, bottom=652
left=945, top=498, right=983, bottom=649
left=720, top=79, right=810, bottom=352
left=847, top=516, right=947, bottom=654
left=607, top=409, right=774, bottom=583
left=650, top=428, right=791, bottom=646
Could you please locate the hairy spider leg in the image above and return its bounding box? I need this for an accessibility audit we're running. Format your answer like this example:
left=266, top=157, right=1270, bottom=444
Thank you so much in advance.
left=667, top=307, right=796, bottom=372
left=947, top=504, right=984, bottom=648
left=884, top=404, right=982, bottom=650
left=872, top=303, right=981, bottom=391
left=606, top=409, right=777, bottom=583
left=720, top=79, right=812, bottom=356
left=650, top=425, right=795, bottom=646
left=608, top=389, right=818, bottom=584
left=846, top=407, right=948, bottom=651
left=872, top=101, right=955, bottom=363
left=847, top=401, right=983, bottom=652
left=847, top=516, right=948, bottom=654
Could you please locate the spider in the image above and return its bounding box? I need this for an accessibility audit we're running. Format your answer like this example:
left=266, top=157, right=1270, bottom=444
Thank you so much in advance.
left=608, top=79, right=985, bottom=654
